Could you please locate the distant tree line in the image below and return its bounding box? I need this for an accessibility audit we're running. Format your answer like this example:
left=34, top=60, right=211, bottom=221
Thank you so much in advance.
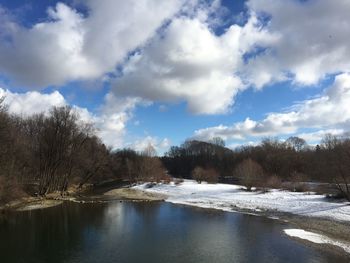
left=0, top=98, right=167, bottom=204
left=162, top=138, right=232, bottom=180
left=1, top=96, right=350, bottom=203
left=162, top=135, right=350, bottom=200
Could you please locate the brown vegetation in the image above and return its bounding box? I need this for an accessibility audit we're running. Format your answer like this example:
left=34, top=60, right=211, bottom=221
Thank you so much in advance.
left=2, top=94, right=350, bottom=203
left=0, top=98, right=168, bottom=204
left=163, top=135, right=350, bottom=200
left=192, top=166, right=219, bottom=184
left=234, top=159, right=265, bottom=191
left=287, top=172, right=310, bottom=192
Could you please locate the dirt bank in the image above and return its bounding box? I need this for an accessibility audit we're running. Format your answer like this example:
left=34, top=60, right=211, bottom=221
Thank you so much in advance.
left=0, top=197, right=63, bottom=211
left=104, top=188, right=166, bottom=201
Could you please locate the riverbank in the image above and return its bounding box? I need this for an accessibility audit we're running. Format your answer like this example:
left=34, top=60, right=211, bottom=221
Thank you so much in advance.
left=133, top=180, right=350, bottom=255
left=2, top=180, right=350, bottom=257
left=0, top=186, right=165, bottom=212
left=133, top=180, right=350, bottom=222
left=104, top=188, right=166, bottom=201
left=0, top=197, right=63, bottom=211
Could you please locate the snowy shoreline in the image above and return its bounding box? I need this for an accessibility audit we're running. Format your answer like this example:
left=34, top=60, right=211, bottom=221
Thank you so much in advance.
left=284, top=229, right=350, bottom=254
left=133, top=180, right=350, bottom=222
left=134, top=180, right=350, bottom=255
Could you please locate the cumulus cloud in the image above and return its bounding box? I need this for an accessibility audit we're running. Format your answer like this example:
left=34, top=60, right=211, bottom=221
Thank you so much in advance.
left=245, top=0, right=350, bottom=87
left=2, top=0, right=350, bottom=151
left=297, top=129, right=345, bottom=144
left=94, top=93, right=141, bottom=148
left=0, top=0, right=184, bottom=87
left=111, top=0, right=350, bottom=112
left=3, top=0, right=349, bottom=115
left=0, top=88, right=139, bottom=149
left=0, top=88, right=66, bottom=115
left=112, top=13, right=274, bottom=114
left=194, top=73, right=350, bottom=141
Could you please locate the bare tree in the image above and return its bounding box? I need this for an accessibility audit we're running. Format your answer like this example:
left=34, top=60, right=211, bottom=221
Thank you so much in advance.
left=192, top=166, right=219, bottom=184
left=210, top=137, right=225, bottom=147
left=286, top=136, right=307, bottom=151
left=30, top=106, right=91, bottom=195
left=142, top=143, right=157, bottom=157
left=0, top=98, right=28, bottom=203
left=331, top=140, right=350, bottom=201
left=138, top=156, right=167, bottom=182
left=77, top=136, right=111, bottom=189
left=192, top=166, right=205, bottom=183
left=234, top=159, right=265, bottom=191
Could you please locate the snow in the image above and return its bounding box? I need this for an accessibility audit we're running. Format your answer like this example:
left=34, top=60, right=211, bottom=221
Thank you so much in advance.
left=133, top=180, right=350, bottom=222
left=284, top=229, right=350, bottom=254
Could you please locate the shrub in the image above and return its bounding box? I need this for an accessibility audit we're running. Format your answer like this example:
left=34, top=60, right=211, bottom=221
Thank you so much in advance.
left=192, top=167, right=219, bottom=184
left=234, top=159, right=265, bottom=191
left=265, top=175, right=283, bottom=189
left=160, top=174, right=172, bottom=184
left=138, top=157, right=167, bottom=183
left=203, top=168, right=219, bottom=183
left=287, top=172, right=310, bottom=192
left=192, top=167, right=205, bottom=183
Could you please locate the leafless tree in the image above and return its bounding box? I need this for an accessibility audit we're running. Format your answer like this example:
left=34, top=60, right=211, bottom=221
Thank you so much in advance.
left=77, top=136, right=111, bottom=189
left=192, top=166, right=219, bottom=184
left=29, top=106, right=91, bottom=195
left=322, top=135, right=350, bottom=201
left=138, top=155, right=167, bottom=182
left=142, top=144, right=157, bottom=157
left=286, top=136, right=307, bottom=151
left=210, top=137, right=225, bottom=147
left=234, top=158, right=265, bottom=191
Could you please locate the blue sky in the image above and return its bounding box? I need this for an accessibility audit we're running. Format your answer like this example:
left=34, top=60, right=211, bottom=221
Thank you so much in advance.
left=1, top=0, right=350, bottom=154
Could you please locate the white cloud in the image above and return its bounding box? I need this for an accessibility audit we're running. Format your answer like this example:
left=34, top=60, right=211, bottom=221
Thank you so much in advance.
left=2, top=0, right=350, bottom=150
left=128, top=136, right=171, bottom=155
left=0, top=0, right=184, bottom=87
left=94, top=93, right=141, bottom=148
left=297, top=129, right=345, bottom=144
left=194, top=73, right=350, bottom=141
left=3, top=0, right=349, bottom=115
left=0, top=88, right=139, bottom=149
left=245, top=0, right=350, bottom=87
left=1, top=0, right=350, bottom=114
left=0, top=88, right=66, bottom=115
left=112, top=13, right=274, bottom=114
left=227, top=141, right=258, bottom=150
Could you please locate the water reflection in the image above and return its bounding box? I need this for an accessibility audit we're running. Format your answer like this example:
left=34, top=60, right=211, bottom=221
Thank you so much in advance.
left=0, top=202, right=348, bottom=263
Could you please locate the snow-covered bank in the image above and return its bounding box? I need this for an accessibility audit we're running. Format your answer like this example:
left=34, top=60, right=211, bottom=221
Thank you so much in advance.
left=133, top=180, right=350, bottom=222
left=284, top=229, right=350, bottom=254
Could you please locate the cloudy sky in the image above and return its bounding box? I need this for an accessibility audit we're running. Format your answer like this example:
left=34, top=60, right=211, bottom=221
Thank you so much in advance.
left=0, top=0, right=350, bottom=154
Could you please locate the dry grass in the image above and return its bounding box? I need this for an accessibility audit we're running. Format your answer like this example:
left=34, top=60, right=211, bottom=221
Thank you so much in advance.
left=104, top=188, right=166, bottom=201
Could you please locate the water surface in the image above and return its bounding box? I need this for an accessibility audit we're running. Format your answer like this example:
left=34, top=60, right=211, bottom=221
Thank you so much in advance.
left=0, top=201, right=347, bottom=263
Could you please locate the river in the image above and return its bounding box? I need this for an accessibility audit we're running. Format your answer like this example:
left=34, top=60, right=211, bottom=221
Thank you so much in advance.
left=0, top=201, right=348, bottom=263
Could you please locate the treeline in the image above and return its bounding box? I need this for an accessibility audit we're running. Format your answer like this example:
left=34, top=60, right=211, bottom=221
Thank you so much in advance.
left=162, top=138, right=232, bottom=180
left=162, top=136, right=350, bottom=200
left=1, top=96, right=349, bottom=203
left=0, top=99, right=167, bottom=204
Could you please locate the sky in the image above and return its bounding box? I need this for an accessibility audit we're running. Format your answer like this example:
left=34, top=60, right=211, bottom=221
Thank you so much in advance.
left=0, top=0, right=350, bottom=154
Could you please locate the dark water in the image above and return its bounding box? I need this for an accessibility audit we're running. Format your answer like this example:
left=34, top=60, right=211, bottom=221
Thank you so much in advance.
left=0, top=201, right=348, bottom=263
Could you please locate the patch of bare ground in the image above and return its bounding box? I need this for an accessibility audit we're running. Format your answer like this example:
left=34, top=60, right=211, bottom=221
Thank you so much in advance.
left=0, top=197, right=63, bottom=211
left=104, top=188, right=166, bottom=201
